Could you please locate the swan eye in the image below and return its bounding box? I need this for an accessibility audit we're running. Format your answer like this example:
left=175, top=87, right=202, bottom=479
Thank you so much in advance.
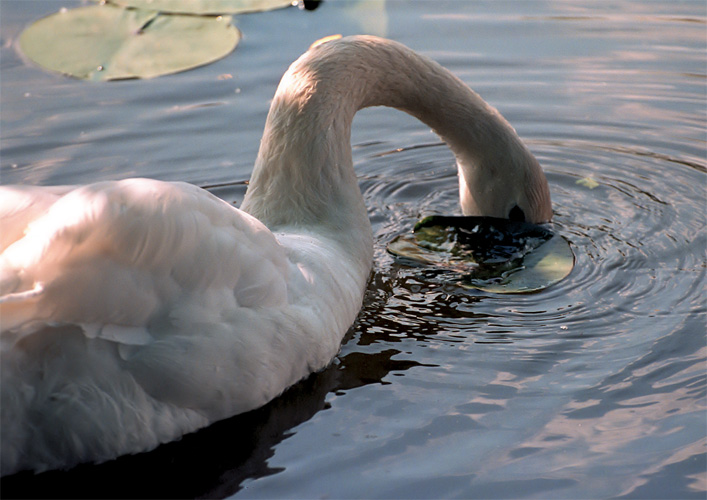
left=509, top=205, right=525, bottom=222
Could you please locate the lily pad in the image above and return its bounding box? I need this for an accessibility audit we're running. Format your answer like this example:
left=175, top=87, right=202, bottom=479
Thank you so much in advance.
left=18, top=5, right=241, bottom=81
left=387, top=215, right=574, bottom=293
left=98, top=0, right=293, bottom=15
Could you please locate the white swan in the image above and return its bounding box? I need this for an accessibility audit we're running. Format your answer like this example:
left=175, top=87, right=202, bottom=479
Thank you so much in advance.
left=0, top=35, right=552, bottom=475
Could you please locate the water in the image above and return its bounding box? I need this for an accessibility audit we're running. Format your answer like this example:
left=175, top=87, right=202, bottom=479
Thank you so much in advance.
left=1, top=0, right=705, bottom=498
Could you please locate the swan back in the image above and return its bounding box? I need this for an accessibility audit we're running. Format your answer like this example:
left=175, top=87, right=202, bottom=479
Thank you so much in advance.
left=0, top=180, right=350, bottom=474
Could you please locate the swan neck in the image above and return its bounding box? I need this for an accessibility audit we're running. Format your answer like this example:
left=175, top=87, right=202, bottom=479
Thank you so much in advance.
left=241, top=36, right=547, bottom=237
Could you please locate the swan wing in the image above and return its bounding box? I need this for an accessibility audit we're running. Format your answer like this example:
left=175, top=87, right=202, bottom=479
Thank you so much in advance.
left=0, top=179, right=293, bottom=473
left=0, top=179, right=289, bottom=330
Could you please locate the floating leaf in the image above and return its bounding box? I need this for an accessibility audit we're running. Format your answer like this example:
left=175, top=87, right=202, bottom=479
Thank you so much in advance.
left=576, top=177, right=600, bottom=189
left=98, top=0, right=293, bottom=15
left=19, top=5, right=241, bottom=81
left=388, top=215, right=574, bottom=293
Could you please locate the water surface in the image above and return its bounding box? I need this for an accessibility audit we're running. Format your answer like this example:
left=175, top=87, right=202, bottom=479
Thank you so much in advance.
left=1, top=1, right=705, bottom=498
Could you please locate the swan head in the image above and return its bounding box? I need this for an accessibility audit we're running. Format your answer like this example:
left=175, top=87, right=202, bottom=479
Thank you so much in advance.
left=456, top=132, right=553, bottom=224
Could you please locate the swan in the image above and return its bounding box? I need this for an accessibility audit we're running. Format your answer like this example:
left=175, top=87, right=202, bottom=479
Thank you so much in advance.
left=0, top=35, right=552, bottom=476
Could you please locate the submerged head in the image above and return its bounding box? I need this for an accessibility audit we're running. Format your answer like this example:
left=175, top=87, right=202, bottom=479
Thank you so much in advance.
left=457, top=147, right=553, bottom=224
left=453, top=114, right=553, bottom=224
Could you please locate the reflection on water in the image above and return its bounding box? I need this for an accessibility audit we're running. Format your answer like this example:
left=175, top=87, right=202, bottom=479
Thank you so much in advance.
left=1, top=0, right=705, bottom=498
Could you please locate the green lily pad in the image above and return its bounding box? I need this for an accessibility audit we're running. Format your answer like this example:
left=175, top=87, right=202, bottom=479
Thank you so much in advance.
left=387, top=215, right=574, bottom=293
left=18, top=5, right=241, bottom=81
left=97, top=0, right=293, bottom=15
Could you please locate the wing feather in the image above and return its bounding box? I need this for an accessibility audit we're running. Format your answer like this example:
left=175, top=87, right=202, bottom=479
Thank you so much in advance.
left=0, top=179, right=289, bottom=339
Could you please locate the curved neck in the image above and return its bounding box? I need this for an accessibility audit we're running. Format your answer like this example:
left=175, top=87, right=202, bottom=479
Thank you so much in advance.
left=241, top=36, right=540, bottom=237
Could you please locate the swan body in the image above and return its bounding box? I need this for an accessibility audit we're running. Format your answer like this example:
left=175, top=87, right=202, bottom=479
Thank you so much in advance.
left=0, top=35, right=551, bottom=475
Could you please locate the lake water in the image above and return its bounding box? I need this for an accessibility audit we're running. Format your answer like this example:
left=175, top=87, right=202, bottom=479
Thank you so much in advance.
left=1, top=0, right=705, bottom=498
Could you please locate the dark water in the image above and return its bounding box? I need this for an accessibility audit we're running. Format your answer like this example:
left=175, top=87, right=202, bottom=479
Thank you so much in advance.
left=1, top=1, right=705, bottom=498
